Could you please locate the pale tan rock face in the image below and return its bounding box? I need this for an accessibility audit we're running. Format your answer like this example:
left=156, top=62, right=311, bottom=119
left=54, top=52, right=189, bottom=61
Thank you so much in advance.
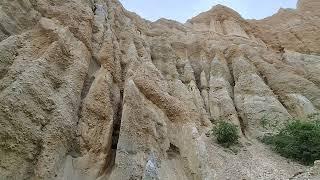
left=0, top=0, right=319, bottom=179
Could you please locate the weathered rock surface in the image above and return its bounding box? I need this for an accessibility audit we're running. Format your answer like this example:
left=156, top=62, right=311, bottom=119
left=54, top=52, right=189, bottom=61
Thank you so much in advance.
left=0, top=0, right=319, bottom=179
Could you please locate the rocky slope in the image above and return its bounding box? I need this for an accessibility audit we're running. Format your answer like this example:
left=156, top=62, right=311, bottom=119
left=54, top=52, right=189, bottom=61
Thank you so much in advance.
left=0, top=0, right=320, bottom=179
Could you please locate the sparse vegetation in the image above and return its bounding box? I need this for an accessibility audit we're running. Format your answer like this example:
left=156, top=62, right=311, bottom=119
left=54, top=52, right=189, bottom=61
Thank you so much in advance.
left=262, top=116, right=320, bottom=165
left=260, top=114, right=282, bottom=130
left=212, top=121, right=239, bottom=148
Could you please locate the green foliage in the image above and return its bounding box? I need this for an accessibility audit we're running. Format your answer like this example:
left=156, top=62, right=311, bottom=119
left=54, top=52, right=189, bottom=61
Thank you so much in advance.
left=212, top=121, right=239, bottom=148
left=262, top=119, right=320, bottom=165
left=260, top=114, right=283, bottom=130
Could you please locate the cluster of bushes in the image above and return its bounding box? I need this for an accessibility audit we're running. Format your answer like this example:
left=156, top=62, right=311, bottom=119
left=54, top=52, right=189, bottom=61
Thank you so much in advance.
left=211, top=114, right=320, bottom=165
left=212, top=121, right=239, bottom=148
left=262, top=115, right=320, bottom=165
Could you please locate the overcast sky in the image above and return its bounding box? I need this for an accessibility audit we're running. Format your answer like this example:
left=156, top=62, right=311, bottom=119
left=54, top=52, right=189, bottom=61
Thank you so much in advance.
left=119, top=0, right=298, bottom=22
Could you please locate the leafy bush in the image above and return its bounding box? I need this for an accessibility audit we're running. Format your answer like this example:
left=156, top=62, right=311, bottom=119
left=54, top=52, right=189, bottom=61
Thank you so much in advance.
left=213, top=121, right=239, bottom=147
left=262, top=119, right=320, bottom=165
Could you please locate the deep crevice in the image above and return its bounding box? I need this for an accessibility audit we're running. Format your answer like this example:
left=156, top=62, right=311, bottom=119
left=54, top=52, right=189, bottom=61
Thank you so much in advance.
left=231, top=93, right=247, bottom=136
left=224, top=52, right=246, bottom=136
left=166, top=143, right=180, bottom=159
left=77, top=57, right=101, bottom=125
left=111, top=89, right=123, bottom=151
left=104, top=88, right=124, bottom=175
left=236, top=110, right=247, bottom=136
left=77, top=74, right=95, bottom=123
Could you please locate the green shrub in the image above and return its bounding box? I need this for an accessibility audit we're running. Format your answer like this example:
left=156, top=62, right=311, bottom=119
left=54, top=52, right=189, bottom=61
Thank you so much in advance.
left=262, top=120, right=320, bottom=165
left=213, top=121, right=239, bottom=147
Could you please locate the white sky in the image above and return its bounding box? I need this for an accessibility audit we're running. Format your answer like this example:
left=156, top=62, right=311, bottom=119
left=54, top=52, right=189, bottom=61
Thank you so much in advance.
left=120, top=0, right=298, bottom=22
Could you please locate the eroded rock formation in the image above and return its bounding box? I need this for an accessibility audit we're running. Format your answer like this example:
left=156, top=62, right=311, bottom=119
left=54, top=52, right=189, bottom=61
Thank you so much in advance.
left=0, top=0, right=320, bottom=179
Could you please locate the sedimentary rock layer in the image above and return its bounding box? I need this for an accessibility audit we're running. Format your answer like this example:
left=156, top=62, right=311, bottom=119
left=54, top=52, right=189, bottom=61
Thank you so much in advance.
left=0, top=0, right=319, bottom=179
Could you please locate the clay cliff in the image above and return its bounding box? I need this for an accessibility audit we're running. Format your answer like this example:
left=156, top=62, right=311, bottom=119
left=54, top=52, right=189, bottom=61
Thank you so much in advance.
left=0, top=0, right=320, bottom=179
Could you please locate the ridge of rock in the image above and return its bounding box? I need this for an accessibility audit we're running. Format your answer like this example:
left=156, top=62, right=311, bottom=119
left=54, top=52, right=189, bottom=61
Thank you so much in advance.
left=188, top=4, right=244, bottom=24
left=0, top=0, right=319, bottom=179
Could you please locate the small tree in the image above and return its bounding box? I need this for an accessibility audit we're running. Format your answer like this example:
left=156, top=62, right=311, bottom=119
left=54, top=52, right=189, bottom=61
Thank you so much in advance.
left=262, top=120, right=320, bottom=165
left=213, top=121, right=239, bottom=148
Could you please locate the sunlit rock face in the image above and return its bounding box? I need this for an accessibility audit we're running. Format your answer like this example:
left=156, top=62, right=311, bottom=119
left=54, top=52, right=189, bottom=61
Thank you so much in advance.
left=0, top=0, right=319, bottom=179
